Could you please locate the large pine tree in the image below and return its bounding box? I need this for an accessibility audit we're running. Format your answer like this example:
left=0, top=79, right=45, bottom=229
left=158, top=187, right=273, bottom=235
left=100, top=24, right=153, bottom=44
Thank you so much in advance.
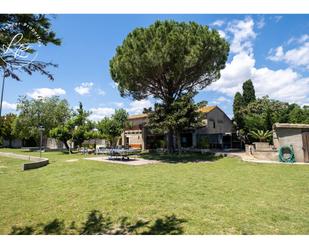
left=110, top=20, right=229, bottom=152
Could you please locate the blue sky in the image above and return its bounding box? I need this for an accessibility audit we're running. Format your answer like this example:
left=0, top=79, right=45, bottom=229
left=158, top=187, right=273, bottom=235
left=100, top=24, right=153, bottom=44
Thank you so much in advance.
left=2, top=14, right=309, bottom=120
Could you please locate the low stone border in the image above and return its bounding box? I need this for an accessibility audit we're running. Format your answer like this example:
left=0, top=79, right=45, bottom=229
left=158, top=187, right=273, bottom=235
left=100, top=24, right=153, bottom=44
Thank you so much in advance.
left=0, top=152, right=49, bottom=171
left=218, top=151, right=309, bottom=165
left=22, top=159, right=49, bottom=170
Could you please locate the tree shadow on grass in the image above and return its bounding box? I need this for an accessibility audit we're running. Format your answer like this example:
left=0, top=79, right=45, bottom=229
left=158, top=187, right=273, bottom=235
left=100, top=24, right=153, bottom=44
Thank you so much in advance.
left=142, top=214, right=186, bottom=235
left=10, top=210, right=186, bottom=235
left=140, top=152, right=223, bottom=163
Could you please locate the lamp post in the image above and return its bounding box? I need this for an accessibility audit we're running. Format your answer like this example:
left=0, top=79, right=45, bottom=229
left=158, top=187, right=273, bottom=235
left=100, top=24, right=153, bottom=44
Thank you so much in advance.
left=93, top=128, right=98, bottom=155
left=0, top=69, right=7, bottom=118
left=38, top=125, right=45, bottom=158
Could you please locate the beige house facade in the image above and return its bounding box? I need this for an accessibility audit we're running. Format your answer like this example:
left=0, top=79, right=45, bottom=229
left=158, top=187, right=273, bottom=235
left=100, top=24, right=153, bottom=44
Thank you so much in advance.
left=121, top=106, right=235, bottom=150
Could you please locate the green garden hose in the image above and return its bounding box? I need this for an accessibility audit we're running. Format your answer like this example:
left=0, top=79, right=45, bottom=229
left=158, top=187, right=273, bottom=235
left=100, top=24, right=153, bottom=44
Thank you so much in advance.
left=278, top=145, right=296, bottom=163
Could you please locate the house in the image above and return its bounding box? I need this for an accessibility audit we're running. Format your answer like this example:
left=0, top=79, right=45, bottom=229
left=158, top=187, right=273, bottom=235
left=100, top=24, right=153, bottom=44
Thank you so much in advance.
left=121, top=113, right=148, bottom=150
left=121, top=105, right=235, bottom=150
left=273, top=123, right=309, bottom=163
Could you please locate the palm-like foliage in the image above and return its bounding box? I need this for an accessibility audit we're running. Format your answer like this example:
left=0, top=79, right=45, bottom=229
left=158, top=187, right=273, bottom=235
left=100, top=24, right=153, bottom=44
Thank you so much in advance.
left=249, top=129, right=272, bottom=142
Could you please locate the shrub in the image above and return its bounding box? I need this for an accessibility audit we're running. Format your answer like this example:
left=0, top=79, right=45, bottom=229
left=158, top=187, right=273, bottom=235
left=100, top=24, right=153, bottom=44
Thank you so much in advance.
left=197, top=136, right=209, bottom=149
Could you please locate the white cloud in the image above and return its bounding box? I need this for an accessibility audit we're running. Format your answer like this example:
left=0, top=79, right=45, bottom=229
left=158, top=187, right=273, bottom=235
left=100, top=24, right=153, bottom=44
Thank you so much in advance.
left=286, top=35, right=309, bottom=46
left=206, top=17, right=309, bottom=106
left=27, top=88, right=66, bottom=99
left=268, top=37, right=309, bottom=69
left=2, top=101, right=17, bottom=110
left=207, top=52, right=309, bottom=105
left=88, top=100, right=152, bottom=121
left=211, top=96, right=230, bottom=105
left=74, top=82, right=94, bottom=95
left=89, top=107, right=115, bottom=121
left=211, top=20, right=224, bottom=27
left=216, top=96, right=230, bottom=103
left=217, top=30, right=226, bottom=39
left=273, top=16, right=283, bottom=23
left=268, top=46, right=284, bottom=60
left=298, top=34, right=309, bottom=44
left=114, top=102, right=124, bottom=108
left=256, top=16, right=265, bottom=29
left=127, top=99, right=152, bottom=114
left=98, top=89, right=106, bottom=96
left=207, top=52, right=254, bottom=95
left=226, top=17, right=256, bottom=54
left=109, top=81, right=118, bottom=89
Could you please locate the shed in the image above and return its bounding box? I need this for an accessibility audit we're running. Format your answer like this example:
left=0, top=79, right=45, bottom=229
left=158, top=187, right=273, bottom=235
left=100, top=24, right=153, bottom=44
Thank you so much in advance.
left=273, top=123, right=309, bottom=163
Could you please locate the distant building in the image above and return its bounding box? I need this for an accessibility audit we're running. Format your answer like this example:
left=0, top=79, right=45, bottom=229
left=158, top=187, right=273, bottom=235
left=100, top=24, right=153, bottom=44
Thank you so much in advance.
left=121, top=105, right=236, bottom=150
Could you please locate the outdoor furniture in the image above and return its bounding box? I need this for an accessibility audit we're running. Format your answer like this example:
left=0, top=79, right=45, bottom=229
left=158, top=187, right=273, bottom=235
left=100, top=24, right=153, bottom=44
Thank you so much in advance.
left=96, top=146, right=108, bottom=154
left=79, top=147, right=95, bottom=154
left=103, top=148, right=141, bottom=161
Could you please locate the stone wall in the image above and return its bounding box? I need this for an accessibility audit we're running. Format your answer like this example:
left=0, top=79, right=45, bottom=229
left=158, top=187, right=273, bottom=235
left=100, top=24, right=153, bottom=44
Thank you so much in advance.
left=245, top=143, right=278, bottom=162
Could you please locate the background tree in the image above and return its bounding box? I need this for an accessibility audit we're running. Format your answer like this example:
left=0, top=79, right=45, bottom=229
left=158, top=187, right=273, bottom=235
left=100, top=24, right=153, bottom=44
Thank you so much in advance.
left=49, top=102, right=93, bottom=151
left=49, top=122, right=73, bottom=151
left=0, top=113, right=17, bottom=147
left=288, top=105, right=309, bottom=123
left=233, top=91, right=244, bottom=129
left=233, top=80, right=309, bottom=144
left=97, top=109, right=129, bottom=147
left=85, top=127, right=102, bottom=148
left=70, top=103, right=92, bottom=147
left=110, top=20, right=229, bottom=152
left=0, top=14, right=61, bottom=117
left=241, top=96, right=287, bottom=134
left=242, top=79, right=256, bottom=106
left=13, top=96, right=71, bottom=146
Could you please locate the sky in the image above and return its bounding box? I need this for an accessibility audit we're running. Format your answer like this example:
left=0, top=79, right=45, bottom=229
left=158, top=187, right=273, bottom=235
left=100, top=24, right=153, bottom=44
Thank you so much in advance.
left=2, top=14, right=309, bottom=120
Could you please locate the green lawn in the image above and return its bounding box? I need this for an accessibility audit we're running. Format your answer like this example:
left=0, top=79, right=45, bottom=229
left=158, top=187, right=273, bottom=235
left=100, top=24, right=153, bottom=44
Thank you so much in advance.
left=0, top=148, right=308, bottom=235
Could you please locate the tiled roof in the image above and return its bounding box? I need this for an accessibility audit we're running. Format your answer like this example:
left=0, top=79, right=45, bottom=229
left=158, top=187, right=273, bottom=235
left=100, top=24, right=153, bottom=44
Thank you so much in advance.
left=198, top=105, right=217, bottom=113
left=128, top=106, right=217, bottom=119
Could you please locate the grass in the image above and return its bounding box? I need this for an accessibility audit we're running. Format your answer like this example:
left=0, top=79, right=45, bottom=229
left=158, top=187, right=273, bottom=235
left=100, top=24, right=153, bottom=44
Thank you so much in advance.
left=0, top=148, right=309, bottom=234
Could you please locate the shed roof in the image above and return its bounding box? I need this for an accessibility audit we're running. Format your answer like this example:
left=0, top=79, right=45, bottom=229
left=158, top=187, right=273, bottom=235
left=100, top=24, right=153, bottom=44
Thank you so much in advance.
left=273, top=123, right=309, bottom=129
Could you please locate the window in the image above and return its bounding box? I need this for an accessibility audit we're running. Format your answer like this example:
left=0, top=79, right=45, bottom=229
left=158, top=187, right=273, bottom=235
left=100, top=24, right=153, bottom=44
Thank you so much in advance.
left=213, top=121, right=216, bottom=129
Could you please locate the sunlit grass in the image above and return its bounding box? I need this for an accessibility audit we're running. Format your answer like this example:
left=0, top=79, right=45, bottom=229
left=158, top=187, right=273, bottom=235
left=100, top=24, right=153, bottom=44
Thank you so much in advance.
left=0, top=148, right=308, bottom=234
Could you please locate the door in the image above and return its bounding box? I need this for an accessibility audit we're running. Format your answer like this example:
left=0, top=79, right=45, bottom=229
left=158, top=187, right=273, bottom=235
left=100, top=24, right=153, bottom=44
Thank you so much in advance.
left=302, top=132, right=309, bottom=162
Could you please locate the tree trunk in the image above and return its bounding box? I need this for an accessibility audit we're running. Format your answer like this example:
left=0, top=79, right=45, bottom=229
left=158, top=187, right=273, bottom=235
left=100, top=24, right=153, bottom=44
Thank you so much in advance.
left=176, top=131, right=181, bottom=155
left=63, top=141, right=71, bottom=153
left=167, top=129, right=175, bottom=153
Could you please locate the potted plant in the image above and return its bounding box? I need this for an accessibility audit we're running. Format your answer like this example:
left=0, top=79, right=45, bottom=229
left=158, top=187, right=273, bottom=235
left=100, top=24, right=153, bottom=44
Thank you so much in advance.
left=249, top=129, right=272, bottom=151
